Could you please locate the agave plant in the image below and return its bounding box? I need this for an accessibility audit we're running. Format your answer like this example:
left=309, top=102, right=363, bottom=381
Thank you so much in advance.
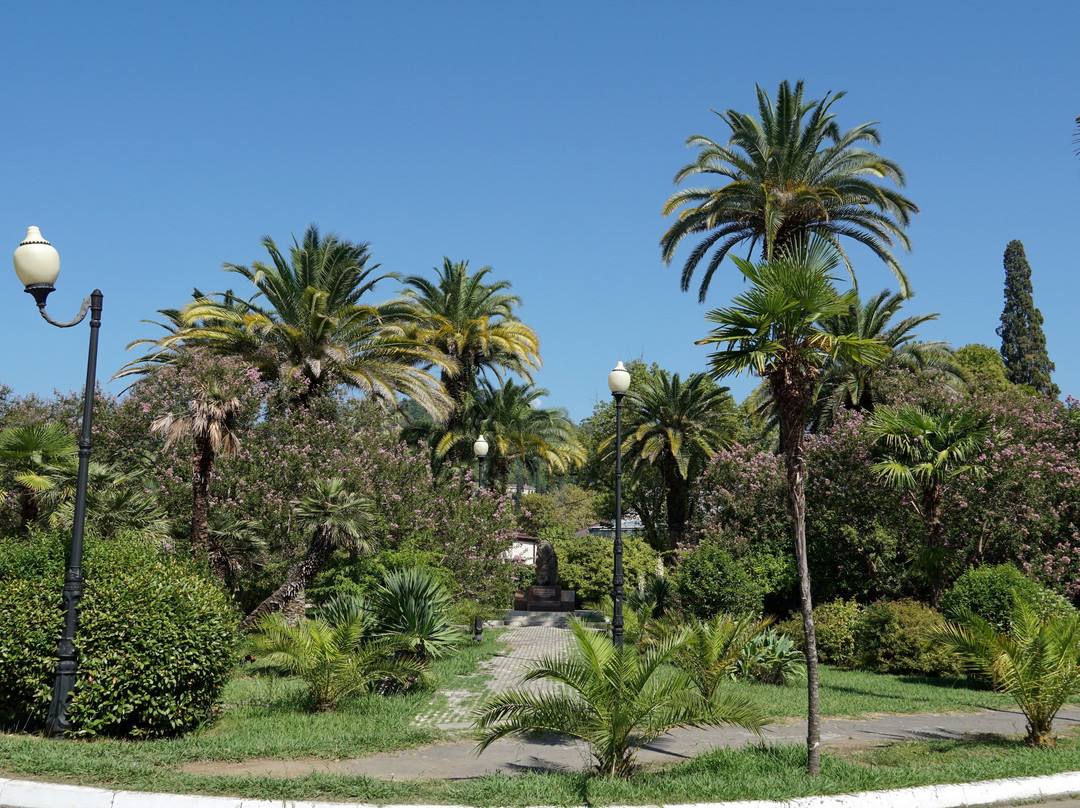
left=737, top=628, right=806, bottom=686
left=365, top=568, right=462, bottom=660
left=937, top=603, right=1080, bottom=746
left=247, top=612, right=427, bottom=711
left=474, top=617, right=764, bottom=776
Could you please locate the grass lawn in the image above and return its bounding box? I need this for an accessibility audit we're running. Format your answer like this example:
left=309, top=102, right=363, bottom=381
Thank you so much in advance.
left=0, top=641, right=1077, bottom=806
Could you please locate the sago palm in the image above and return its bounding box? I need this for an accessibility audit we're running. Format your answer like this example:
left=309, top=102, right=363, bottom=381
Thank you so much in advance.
left=671, top=614, right=771, bottom=700
left=474, top=617, right=764, bottom=776
left=696, top=238, right=887, bottom=775
left=937, top=603, right=1080, bottom=746
left=248, top=612, right=426, bottom=711
left=662, top=80, right=918, bottom=302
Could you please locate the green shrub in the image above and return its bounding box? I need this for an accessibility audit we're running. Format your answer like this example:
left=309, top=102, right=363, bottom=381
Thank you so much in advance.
left=673, top=541, right=763, bottom=618
left=856, top=599, right=962, bottom=677
left=554, top=533, right=657, bottom=606
left=941, top=564, right=1075, bottom=633
left=777, top=598, right=862, bottom=668
left=0, top=531, right=238, bottom=737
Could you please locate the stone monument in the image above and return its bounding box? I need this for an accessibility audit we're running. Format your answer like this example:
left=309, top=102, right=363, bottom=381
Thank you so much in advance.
left=517, top=540, right=575, bottom=611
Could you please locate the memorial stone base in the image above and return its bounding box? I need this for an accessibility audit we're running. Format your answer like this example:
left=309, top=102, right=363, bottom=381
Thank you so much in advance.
left=514, top=585, right=576, bottom=611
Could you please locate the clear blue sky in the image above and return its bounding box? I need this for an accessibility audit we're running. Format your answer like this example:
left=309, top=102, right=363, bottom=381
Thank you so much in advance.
left=2, top=2, right=1077, bottom=423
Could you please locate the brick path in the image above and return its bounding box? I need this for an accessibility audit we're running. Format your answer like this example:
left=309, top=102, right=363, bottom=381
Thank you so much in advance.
left=411, top=624, right=570, bottom=730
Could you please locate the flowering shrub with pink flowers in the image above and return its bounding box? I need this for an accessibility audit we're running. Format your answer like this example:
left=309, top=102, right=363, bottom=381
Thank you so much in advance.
left=689, top=388, right=1080, bottom=612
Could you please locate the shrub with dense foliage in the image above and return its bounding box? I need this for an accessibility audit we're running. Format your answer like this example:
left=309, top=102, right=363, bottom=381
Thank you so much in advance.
left=781, top=598, right=862, bottom=669
left=856, top=599, right=962, bottom=677
left=941, top=564, right=1075, bottom=633
left=0, top=531, right=237, bottom=736
left=673, top=540, right=766, bottom=618
left=553, top=533, right=657, bottom=607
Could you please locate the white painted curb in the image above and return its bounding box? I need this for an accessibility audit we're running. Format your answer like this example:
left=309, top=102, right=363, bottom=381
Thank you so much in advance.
left=1, top=771, right=1080, bottom=808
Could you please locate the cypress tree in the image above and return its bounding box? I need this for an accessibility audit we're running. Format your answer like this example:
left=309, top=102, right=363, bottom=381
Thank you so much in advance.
left=995, top=240, right=1059, bottom=396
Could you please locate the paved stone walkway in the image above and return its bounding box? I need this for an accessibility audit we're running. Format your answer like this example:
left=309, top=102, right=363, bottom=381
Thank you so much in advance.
left=411, top=624, right=569, bottom=730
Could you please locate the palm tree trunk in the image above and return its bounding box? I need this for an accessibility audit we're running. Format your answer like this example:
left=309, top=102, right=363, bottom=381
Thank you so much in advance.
left=664, top=469, right=688, bottom=551
left=776, top=380, right=821, bottom=777
left=17, top=492, right=39, bottom=536
left=924, top=484, right=946, bottom=606
left=241, top=530, right=331, bottom=630
left=191, top=437, right=214, bottom=568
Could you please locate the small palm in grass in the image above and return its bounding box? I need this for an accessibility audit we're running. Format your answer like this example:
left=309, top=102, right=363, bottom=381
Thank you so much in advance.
left=937, top=603, right=1080, bottom=746
left=247, top=612, right=428, bottom=711
left=672, top=614, right=770, bottom=699
left=474, top=617, right=765, bottom=776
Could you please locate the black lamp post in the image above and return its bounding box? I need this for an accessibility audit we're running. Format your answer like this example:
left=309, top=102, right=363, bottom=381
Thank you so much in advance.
left=473, top=433, right=489, bottom=490
left=607, top=361, right=631, bottom=648
left=471, top=433, right=489, bottom=641
left=13, top=226, right=103, bottom=736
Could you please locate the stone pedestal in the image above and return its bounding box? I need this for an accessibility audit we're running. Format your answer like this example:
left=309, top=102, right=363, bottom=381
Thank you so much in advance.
left=515, top=584, right=575, bottom=611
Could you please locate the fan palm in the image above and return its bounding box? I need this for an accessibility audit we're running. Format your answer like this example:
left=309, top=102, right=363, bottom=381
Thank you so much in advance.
left=474, top=617, right=764, bottom=776
left=696, top=238, right=888, bottom=775
left=662, top=80, right=918, bottom=302
left=47, top=461, right=171, bottom=544
left=399, top=258, right=540, bottom=438
left=242, top=477, right=376, bottom=629
left=747, top=291, right=966, bottom=436
left=0, top=423, right=77, bottom=533
left=604, top=370, right=736, bottom=547
left=247, top=612, right=427, bottom=711
left=152, top=376, right=243, bottom=577
left=126, top=226, right=453, bottom=416
left=938, top=603, right=1080, bottom=746
left=866, top=404, right=991, bottom=604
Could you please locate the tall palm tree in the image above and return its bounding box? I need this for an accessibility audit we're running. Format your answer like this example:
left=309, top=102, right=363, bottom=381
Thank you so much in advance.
left=466, top=380, right=584, bottom=489
left=152, top=377, right=243, bottom=578
left=399, top=258, right=540, bottom=436
left=474, top=617, right=764, bottom=776
left=242, top=477, right=376, bottom=629
left=662, top=80, right=918, bottom=302
left=867, top=404, right=990, bottom=604
left=126, top=226, right=453, bottom=416
left=811, top=291, right=964, bottom=429
left=604, top=370, right=736, bottom=547
left=696, top=239, right=887, bottom=775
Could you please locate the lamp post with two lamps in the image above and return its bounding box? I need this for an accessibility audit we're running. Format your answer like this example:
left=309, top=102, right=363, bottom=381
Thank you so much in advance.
left=12, top=226, right=103, bottom=735
left=607, top=361, right=631, bottom=649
